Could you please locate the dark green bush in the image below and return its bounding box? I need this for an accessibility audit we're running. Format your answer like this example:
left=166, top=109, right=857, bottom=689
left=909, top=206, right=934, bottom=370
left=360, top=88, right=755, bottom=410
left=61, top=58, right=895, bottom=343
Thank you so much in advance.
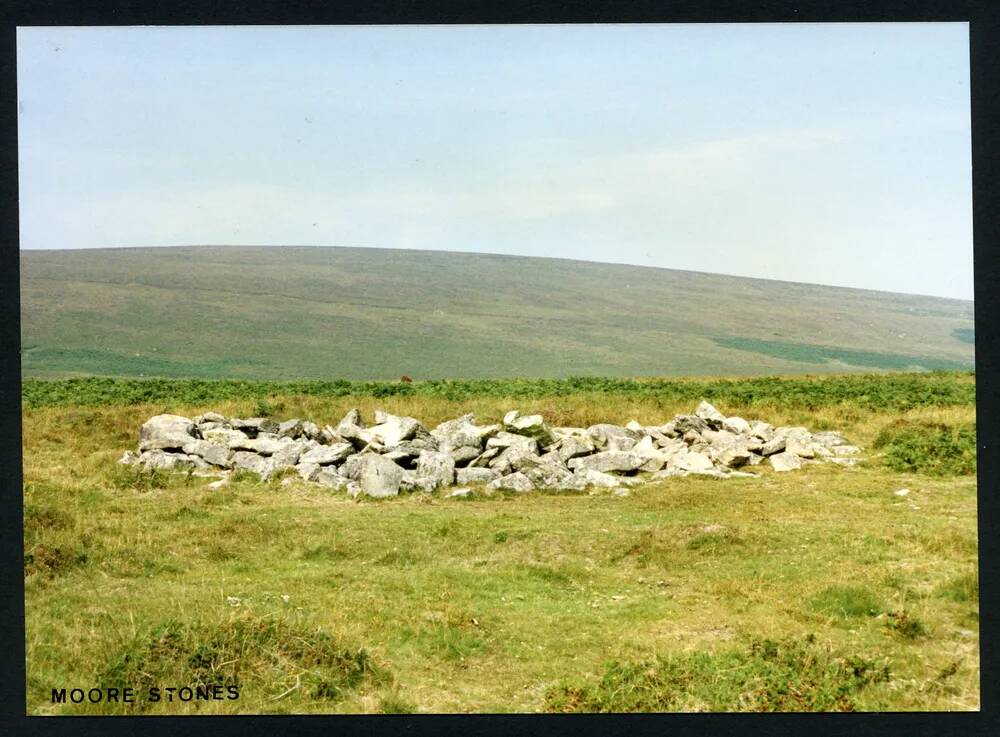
left=874, top=422, right=976, bottom=476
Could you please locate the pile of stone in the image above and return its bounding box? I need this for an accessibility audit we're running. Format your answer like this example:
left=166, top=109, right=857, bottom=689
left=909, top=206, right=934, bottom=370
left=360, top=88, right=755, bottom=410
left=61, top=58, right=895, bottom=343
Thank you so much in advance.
left=119, top=401, right=860, bottom=498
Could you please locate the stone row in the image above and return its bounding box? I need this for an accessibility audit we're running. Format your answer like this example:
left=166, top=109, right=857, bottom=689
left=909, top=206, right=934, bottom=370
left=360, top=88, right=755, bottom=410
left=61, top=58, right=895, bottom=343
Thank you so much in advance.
left=119, top=401, right=861, bottom=498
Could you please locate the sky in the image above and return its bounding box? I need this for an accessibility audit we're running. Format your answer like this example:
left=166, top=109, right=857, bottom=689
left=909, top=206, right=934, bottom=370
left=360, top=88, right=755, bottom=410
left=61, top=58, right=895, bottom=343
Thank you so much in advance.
left=16, top=24, right=973, bottom=300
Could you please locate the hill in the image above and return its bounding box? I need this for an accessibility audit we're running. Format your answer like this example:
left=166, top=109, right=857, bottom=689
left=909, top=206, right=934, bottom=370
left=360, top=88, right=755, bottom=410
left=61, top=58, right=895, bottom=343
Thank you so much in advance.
left=20, top=246, right=975, bottom=380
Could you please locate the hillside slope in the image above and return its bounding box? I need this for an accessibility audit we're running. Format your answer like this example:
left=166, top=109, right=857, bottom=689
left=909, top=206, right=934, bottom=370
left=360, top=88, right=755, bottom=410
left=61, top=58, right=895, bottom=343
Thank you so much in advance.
left=20, top=246, right=975, bottom=380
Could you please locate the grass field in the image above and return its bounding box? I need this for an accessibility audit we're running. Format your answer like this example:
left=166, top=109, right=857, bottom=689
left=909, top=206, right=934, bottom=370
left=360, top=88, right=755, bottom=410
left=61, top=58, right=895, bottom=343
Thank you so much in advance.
left=22, top=372, right=978, bottom=713
left=20, top=246, right=975, bottom=379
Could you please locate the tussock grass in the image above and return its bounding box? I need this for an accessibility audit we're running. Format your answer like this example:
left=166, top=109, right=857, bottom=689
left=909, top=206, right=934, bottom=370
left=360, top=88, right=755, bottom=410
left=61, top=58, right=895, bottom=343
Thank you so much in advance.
left=22, top=374, right=980, bottom=713
left=91, top=614, right=383, bottom=714
left=545, top=635, right=893, bottom=712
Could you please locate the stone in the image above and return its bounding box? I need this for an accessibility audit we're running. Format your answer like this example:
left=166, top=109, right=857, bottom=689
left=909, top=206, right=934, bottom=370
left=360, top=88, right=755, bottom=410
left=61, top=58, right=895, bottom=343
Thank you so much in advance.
left=712, top=444, right=751, bottom=469
left=118, top=450, right=139, bottom=465
left=416, top=450, right=456, bottom=490
left=301, top=421, right=322, bottom=441
left=673, top=415, right=709, bottom=435
left=431, top=414, right=500, bottom=450
left=749, top=420, right=775, bottom=440
left=487, top=472, right=535, bottom=493
left=568, top=451, right=644, bottom=474
left=356, top=454, right=404, bottom=497
left=769, top=451, right=803, bottom=472
left=695, top=400, right=726, bottom=425
left=668, top=450, right=715, bottom=473
left=336, top=408, right=363, bottom=432
left=446, top=487, right=473, bottom=499
left=338, top=422, right=376, bottom=450
left=315, top=468, right=351, bottom=490
left=448, top=445, right=481, bottom=466
left=832, top=445, right=861, bottom=456
left=368, top=413, right=426, bottom=448
left=139, top=414, right=197, bottom=451
left=296, top=462, right=321, bottom=481
left=272, top=440, right=312, bottom=467
left=243, top=434, right=289, bottom=456
left=812, top=431, right=848, bottom=447
left=502, top=411, right=555, bottom=446
left=722, top=416, right=752, bottom=435
left=630, top=436, right=670, bottom=472
left=194, top=411, right=226, bottom=425
left=760, top=436, right=786, bottom=456
left=277, top=419, right=304, bottom=438
left=625, top=420, right=646, bottom=435
left=469, top=447, right=501, bottom=467
left=299, top=443, right=354, bottom=466
left=231, top=417, right=279, bottom=435
left=231, top=451, right=278, bottom=479
left=521, top=458, right=575, bottom=488
left=785, top=436, right=815, bottom=458
left=456, top=467, right=500, bottom=485
left=587, top=424, right=639, bottom=449
left=556, top=434, right=597, bottom=462
left=137, top=449, right=198, bottom=471
left=202, top=427, right=252, bottom=448
left=486, top=432, right=539, bottom=453
left=181, top=439, right=233, bottom=468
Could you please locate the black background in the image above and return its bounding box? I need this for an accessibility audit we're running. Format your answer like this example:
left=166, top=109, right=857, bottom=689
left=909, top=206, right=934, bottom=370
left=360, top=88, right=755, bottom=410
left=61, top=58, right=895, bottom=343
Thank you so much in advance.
left=0, top=2, right=996, bottom=736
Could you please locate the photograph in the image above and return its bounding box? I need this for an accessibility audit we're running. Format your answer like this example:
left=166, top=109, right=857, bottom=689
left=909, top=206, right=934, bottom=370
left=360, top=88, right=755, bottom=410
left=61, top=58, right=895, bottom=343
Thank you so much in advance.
left=17, top=22, right=978, bottom=714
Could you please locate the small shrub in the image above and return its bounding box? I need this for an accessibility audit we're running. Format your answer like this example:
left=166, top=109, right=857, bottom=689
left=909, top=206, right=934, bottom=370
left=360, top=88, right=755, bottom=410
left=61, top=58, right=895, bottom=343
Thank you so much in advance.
left=885, top=610, right=929, bottom=640
left=809, top=586, right=882, bottom=618
left=873, top=422, right=976, bottom=476
left=544, top=636, right=891, bottom=712
left=24, top=543, right=88, bottom=577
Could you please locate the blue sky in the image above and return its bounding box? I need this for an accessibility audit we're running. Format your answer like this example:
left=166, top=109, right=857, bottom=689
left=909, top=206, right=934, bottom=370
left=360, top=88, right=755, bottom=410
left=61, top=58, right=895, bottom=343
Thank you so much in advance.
left=17, top=24, right=973, bottom=299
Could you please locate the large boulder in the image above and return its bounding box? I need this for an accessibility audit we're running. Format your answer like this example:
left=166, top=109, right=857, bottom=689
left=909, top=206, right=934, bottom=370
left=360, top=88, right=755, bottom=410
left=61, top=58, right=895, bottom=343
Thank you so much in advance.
left=668, top=450, right=715, bottom=473
left=456, top=467, right=500, bottom=485
left=139, top=414, right=197, bottom=451
left=556, top=433, right=597, bottom=462
left=415, top=450, right=456, bottom=491
left=242, top=434, right=288, bottom=456
left=431, top=414, right=500, bottom=450
left=503, top=410, right=555, bottom=446
left=181, top=439, right=233, bottom=468
left=368, top=412, right=427, bottom=448
left=486, top=432, right=539, bottom=454
left=356, top=454, right=404, bottom=498
left=695, top=401, right=726, bottom=425
left=487, top=472, right=535, bottom=493
left=277, top=419, right=304, bottom=438
left=769, top=451, right=803, bottom=472
left=299, top=443, right=354, bottom=466
left=137, top=449, right=202, bottom=471
left=587, top=424, right=639, bottom=451
left=568, top=450, right=644, bottom=474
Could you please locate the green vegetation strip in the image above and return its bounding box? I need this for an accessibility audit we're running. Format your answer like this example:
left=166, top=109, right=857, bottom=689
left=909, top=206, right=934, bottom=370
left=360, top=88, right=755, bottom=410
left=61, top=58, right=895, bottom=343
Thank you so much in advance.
left=22, top=371, right=975, bottom=410
left=713, top=337, right=973, bottom=371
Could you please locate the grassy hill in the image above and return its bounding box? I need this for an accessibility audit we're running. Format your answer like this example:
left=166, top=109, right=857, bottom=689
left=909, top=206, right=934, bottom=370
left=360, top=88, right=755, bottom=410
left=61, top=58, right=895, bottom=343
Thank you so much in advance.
left=20, top=246, right=975, bottom=380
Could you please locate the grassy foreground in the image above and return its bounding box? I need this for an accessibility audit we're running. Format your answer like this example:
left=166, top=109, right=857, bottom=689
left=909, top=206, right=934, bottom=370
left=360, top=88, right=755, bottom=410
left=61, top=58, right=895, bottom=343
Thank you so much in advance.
left=22, top=376, right=979, bottom=713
